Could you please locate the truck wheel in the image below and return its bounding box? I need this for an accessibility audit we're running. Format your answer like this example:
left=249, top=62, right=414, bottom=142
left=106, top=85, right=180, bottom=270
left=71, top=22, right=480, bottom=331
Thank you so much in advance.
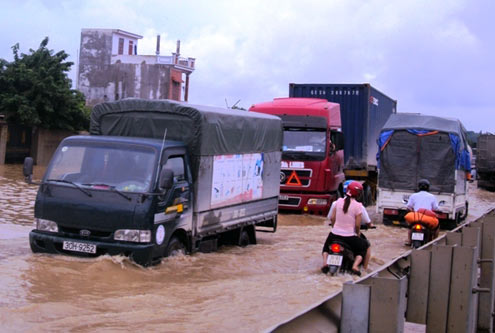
left=337, top=184, right=344, bottom=198
left=460, top=202, right=469, bottom=221
left=166, top=236, right=186, bottom=257
left=456, top=212, right=462, bottom=226
left=444, top=214, right=460, bottom=230
left=363, top=184, right=372, bottom=207
left=238, top=229, right=250, bottom=247
left=383, top=215, right=393, bottom=226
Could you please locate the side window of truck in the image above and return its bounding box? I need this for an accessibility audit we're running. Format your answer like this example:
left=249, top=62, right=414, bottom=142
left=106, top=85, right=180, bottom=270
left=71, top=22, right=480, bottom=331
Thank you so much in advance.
left=330, top=131, right=345, bottom=151
left=160, top=155, right=190, bottom=211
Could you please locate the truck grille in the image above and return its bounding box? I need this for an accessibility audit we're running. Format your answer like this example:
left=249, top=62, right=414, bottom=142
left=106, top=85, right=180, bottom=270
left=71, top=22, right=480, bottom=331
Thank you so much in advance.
left=59, top=226, right=112, bottom=238
left=279, top=197, right=301, bottom=206
left=280, top=169, right=312, bottom=187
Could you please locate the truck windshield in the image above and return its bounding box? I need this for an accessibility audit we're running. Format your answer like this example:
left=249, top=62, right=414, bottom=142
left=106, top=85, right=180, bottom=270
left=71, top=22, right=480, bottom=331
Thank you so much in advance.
left=45, top=143, right=157, bottom=193
left=282, top=130, right=326, bottom=160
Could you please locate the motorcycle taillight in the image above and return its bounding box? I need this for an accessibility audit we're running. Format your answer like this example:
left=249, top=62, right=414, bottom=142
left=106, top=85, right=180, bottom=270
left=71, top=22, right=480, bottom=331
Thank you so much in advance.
left=413, top=224, right=423, bottom=231
left=330, top=244, right=342, bottom=253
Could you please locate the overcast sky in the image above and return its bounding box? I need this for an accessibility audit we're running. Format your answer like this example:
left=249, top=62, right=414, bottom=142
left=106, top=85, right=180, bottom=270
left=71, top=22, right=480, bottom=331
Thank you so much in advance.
left=1, top=0, right=493, bottom=132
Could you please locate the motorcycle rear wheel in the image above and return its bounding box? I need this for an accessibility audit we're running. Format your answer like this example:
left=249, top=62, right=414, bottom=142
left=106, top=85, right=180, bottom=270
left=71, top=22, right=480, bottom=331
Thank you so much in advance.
left=412, top=240, right=423, bottom=249
left=329, top=265, right=339, bottom=276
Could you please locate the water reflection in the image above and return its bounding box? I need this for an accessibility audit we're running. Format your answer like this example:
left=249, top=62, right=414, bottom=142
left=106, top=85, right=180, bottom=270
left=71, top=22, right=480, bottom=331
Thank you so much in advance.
left=0, top=164, right=43, bottom=226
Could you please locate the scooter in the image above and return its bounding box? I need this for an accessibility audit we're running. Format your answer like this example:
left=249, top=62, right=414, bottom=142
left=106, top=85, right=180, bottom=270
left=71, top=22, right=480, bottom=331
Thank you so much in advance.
left=324, top=236, right=371, bottom=276
left=323, top=223, right=371, bottom=276
left=325, top=240, right=355, bottom=275
left=405, top=208, right=437, bottom=249
left=410, top=223, right=433, bottom=249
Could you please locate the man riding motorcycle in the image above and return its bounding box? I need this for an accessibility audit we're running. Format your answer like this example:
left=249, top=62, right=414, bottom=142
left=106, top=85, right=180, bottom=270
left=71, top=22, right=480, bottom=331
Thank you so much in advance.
left=404, top=179, right=439, bottom=246
left=321, top=181, right=371, bottom=276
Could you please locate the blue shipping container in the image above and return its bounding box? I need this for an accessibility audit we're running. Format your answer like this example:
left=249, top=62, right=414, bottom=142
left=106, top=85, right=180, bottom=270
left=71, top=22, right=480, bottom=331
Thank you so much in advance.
left=289, top=83, right=397, bottom=170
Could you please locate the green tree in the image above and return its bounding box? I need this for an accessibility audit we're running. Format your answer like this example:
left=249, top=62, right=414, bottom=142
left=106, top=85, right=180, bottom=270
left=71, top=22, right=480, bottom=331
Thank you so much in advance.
left=0, top=37, right=89, bottom=131
left=465, top=130, right=479, bottom=148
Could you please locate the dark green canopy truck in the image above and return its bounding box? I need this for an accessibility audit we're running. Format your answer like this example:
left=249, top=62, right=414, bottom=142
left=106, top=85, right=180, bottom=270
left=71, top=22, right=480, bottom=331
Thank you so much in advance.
left=24, top=99, right=282, bottom=266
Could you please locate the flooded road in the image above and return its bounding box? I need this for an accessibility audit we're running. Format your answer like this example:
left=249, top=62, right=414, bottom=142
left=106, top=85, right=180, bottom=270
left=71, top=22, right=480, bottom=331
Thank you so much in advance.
left=1, top=164, right=494, bottom=332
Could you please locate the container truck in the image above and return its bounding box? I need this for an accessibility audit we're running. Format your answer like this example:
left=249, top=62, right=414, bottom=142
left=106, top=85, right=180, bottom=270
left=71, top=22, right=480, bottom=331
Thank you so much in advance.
left=289, top=83, right=397, bottom=205
left=376, top=113, right=471, bottom=229
left=23, top=98, right=282, bottom=266
left=476, top=134, right=495, bottom=190
left=249, top=98, right=345, bottom=216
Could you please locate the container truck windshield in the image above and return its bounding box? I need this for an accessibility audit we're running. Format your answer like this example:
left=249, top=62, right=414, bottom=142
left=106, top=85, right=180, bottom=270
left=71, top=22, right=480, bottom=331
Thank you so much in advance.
left=45, top=142, right=157, bottom=193
left=283, top=129, right=326, bottom=161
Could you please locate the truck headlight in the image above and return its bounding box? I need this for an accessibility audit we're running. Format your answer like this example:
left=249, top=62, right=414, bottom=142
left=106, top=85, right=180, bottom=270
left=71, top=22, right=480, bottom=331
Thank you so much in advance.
left=307, top=198, right=328, bottom=205
left=36, top=218, right=58, bottom=232
left=114, top=229, right=151, bottom=243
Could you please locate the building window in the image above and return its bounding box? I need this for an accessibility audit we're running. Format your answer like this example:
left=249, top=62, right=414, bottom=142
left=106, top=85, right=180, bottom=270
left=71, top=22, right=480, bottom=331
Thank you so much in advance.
left=118, top=38, right=124, bottom=55
left=128, top=40, right=134, bottom=55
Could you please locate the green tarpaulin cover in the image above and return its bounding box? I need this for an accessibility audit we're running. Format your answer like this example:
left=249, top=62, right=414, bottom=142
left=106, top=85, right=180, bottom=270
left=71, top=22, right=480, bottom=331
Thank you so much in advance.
left=90, top=98, right=283, bottom=156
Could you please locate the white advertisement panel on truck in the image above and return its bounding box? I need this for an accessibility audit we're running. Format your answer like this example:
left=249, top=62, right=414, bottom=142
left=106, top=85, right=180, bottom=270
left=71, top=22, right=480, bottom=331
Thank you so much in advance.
left=211, top=153, right=264, bottom=208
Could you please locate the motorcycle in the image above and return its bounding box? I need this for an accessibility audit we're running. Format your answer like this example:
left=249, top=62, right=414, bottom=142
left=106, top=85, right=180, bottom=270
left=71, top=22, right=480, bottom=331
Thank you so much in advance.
left=322, top=223, right=372, bottom=275
left=405, top=209, right=438, bottom=249
left=325, top=240, right=355, bottom=275
left=410, top=223, right=433, bottom=249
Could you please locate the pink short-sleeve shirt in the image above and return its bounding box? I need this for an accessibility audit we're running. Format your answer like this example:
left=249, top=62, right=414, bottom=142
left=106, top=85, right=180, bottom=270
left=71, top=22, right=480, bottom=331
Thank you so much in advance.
left=332, top=198, right=363, bottom=237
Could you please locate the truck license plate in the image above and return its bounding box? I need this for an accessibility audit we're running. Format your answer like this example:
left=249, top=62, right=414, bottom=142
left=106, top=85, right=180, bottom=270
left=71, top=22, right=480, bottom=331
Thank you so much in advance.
left=412, top=233, right=424, bottom=241
left=327, top=254, right=343, bottom=266
left=63, top=241, right=97, bottom=254
left=279, top=195, right=289, bottom=201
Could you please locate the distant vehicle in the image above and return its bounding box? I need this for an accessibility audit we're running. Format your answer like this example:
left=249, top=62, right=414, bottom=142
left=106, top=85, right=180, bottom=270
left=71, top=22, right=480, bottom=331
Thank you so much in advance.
left=376, top=113, right=471, bottom=229
left=250, top=98, right=344, bottom=216
left=476, top=134, right=495, bottom=190
left=24, top=99, right=282, bottom=266
left=289, top=83, right=397, bottom=205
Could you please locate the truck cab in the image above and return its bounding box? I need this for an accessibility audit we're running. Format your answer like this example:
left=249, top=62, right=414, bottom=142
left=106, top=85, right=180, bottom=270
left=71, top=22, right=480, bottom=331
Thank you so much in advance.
left=250, top=98, right=345, bottom=215
left=27, top=135, right=194, bottom=266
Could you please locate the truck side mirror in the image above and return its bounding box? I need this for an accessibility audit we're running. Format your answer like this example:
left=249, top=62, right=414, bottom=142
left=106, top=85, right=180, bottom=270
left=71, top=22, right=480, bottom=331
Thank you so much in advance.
left=23, top=157, right=34, bottom=184
left=159, top=168, right=174, bottom=190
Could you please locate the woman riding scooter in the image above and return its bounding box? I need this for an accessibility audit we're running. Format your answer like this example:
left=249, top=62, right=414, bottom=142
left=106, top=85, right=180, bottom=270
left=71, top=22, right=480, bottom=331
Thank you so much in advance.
left=327, top=180, right=376, bottom=230
left=321, top=181, right=371, bottom=276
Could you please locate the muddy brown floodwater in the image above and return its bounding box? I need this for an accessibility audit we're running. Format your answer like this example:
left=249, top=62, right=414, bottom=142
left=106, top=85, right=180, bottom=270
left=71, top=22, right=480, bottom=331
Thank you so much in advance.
left=1, top=164, right=494, bottom=332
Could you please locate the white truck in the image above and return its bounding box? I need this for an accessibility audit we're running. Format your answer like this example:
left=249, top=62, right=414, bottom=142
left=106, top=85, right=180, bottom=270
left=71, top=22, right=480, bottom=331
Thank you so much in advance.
left=376, top=113, right=471, bottom=229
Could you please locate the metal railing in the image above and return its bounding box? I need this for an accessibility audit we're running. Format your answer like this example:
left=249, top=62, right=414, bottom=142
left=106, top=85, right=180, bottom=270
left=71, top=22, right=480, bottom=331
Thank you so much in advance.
left=270, top=208, right=495, bottom=333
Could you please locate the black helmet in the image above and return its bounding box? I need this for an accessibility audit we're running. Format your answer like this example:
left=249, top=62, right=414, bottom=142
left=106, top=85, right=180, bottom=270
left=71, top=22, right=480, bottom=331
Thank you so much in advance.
left=418, top=179, right=430, bottom=191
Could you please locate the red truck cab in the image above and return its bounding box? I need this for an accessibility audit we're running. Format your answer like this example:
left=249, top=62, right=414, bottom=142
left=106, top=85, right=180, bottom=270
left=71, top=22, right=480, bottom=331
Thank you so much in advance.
left=250, top=98, right=345, bottom=215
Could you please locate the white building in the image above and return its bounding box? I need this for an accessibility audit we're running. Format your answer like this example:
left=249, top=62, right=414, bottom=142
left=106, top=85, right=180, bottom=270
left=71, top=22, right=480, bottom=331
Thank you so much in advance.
left=77, top=29, right=195, bottom=106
